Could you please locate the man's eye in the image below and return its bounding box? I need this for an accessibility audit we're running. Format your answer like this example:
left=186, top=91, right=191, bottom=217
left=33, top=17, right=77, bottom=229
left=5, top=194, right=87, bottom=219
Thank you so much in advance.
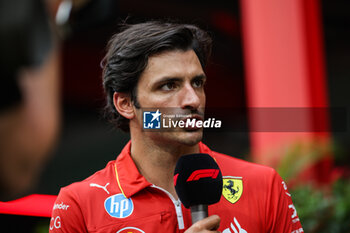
left=193, top=79, right=204, bottom=88
left=160, top=82, right=176, bottom=91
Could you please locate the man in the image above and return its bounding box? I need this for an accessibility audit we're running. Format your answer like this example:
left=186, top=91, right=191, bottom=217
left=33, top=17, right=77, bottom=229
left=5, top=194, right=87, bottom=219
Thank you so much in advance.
left=50, top=21, right=303, bottom=232
left=0, top=0, right=60, bottom=201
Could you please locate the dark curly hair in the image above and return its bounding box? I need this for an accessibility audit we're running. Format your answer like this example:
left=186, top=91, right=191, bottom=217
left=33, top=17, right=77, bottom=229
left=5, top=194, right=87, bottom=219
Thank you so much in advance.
left=102, top=21, right=212, bottom=132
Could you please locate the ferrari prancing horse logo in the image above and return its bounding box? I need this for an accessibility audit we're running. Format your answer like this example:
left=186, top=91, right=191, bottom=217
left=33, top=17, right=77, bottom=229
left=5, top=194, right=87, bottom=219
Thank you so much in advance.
left=222, top=176, right=243, bottom=204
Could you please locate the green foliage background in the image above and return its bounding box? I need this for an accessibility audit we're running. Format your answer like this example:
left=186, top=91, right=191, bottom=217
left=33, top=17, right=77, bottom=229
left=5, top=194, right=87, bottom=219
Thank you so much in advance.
left=277, top=140, right=350, bottom=233
left=291, top=179, right=350, bottom=233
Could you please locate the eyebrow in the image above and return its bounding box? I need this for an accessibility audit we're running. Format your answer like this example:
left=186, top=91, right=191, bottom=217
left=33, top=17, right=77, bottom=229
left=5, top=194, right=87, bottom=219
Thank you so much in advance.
left=155, top=77, right=182, bottom=84
left=192, top=74, right=207, bottom=81
left=152, top=74, right=207, bottom=86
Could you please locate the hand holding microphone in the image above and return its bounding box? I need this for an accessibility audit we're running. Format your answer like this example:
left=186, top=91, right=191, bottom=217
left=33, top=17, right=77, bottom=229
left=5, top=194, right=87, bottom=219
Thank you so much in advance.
left=185, top=215, right=221, bottom=233
left=174, top=153, right=223, bottom=232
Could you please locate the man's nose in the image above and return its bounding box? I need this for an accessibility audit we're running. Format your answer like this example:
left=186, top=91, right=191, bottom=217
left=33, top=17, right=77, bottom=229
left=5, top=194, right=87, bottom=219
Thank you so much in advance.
left=180, top=83, right=201, bottom=110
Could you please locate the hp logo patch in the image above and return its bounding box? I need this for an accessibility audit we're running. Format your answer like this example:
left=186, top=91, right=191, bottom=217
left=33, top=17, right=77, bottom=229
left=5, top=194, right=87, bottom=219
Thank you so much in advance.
left=104, top=194, right=133, bottom=218
left=143, top=109, right=161, bottom=129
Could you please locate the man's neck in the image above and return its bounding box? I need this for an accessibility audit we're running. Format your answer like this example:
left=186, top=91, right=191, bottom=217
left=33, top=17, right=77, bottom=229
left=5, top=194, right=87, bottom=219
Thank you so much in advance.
left=129, top=135, right=199, bottom=199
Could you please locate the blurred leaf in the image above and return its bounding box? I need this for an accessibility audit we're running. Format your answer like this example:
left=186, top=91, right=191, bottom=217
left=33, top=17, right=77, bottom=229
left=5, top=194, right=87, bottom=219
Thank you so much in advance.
left=277, top=140, right=332, bottom=181
left=291, top=179, right=350, bottom=233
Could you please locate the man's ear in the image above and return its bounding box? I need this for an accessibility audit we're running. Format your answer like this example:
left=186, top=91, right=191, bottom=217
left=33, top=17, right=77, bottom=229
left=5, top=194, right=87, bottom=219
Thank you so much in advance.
left=113, top=92, right=135, bottom=119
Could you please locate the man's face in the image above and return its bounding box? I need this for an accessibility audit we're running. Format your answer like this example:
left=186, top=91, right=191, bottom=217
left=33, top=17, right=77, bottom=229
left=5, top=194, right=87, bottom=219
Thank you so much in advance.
left=133, top=49, right=206, bottom=146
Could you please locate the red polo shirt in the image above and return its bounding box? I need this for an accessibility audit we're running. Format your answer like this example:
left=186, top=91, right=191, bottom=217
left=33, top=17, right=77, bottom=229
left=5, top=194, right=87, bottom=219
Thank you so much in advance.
left=50, top=142, right=303, bottom=233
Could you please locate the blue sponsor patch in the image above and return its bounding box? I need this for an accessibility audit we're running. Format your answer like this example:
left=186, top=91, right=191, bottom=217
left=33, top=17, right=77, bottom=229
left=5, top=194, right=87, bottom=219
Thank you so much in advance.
left=104, top=194, right=133, bottom=218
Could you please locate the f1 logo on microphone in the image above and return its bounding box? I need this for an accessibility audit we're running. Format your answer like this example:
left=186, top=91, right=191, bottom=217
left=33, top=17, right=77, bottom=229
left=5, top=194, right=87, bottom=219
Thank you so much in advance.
left=187, top=169, right=219, bottom=182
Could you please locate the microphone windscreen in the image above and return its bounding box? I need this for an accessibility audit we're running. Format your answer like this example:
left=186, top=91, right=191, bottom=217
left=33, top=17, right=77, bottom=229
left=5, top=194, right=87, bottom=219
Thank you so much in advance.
left=174, top=153, right=223, bottom=208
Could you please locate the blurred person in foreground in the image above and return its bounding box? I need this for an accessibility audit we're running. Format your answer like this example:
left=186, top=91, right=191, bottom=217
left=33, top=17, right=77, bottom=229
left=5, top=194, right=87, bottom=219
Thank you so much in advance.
left=50, top=21, right=303, bottom=232
left=0, top=0, right=60, bottom=201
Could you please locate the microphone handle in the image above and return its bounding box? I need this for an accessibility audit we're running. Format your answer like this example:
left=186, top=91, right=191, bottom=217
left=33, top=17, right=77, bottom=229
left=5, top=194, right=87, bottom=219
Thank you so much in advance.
left=190, top=205, right=208, bottom=223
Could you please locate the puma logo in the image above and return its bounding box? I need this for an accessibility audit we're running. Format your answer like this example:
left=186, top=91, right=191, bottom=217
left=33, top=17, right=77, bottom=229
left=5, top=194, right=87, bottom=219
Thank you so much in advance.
left=90, top=182, right=110, bottom=194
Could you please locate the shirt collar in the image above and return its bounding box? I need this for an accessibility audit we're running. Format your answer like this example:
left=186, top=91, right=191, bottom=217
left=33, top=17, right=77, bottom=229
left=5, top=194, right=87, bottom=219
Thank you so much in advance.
left=114, top=141, right=213, bottom=198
